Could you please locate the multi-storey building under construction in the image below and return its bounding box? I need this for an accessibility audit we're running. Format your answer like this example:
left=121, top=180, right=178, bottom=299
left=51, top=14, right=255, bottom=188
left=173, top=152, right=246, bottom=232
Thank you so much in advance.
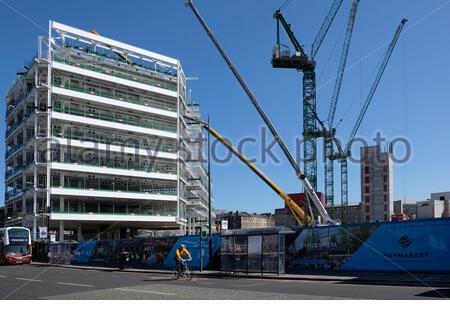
left=4, top=21, right=210, bottom=240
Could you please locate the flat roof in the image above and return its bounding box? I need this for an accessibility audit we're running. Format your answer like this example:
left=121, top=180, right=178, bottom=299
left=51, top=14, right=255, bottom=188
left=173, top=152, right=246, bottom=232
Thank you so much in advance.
left=50, top=21, right=179, bottom=67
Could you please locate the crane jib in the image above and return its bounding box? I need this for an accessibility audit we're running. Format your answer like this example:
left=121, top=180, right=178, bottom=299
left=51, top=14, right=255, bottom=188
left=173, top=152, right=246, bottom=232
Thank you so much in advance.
left=343, top=18, right=407, bottom=154
left=186, top=0, right=333, bottom=224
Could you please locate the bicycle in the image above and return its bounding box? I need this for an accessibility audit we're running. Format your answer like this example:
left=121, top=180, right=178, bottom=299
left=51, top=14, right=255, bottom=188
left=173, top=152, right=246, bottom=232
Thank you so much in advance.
left=172, top=258, right=193, bottom=281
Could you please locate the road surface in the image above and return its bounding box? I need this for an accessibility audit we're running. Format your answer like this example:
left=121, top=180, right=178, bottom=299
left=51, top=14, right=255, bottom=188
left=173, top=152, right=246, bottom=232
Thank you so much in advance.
left=0, top=264, right=448, bottom=299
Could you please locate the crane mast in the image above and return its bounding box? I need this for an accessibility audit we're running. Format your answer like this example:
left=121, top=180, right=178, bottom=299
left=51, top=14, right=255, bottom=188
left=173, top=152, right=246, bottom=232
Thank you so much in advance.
left=185, top=0, right=335, bottom=224
left=186, top=0, right=406, bottom=225
left=271, top=8, right=317, bottom=192
left=324, top=0, right=360, bottom=209
left=271, top=1, right=344, bottom=198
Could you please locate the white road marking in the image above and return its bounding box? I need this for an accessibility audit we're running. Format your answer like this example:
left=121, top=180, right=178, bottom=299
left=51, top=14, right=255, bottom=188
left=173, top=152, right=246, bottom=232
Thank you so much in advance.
left=15, top=278, right=42, bottom=282
left=115, top=288, right=175, bottom=296
left=229, top=283, right=263, bottom=287
left=57, top=282, right=94, bottom=288
left=0, top=275, right=6, bottom=278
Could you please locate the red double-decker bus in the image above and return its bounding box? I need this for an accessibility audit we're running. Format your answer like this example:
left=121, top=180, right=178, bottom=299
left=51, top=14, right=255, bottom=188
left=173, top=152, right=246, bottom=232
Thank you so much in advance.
left=0, top=227, right=32, bottom=265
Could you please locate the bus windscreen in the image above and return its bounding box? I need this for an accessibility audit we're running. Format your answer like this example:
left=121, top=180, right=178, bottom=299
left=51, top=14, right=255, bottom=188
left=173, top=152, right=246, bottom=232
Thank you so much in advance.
left=8, top=228, right=30, bottom=244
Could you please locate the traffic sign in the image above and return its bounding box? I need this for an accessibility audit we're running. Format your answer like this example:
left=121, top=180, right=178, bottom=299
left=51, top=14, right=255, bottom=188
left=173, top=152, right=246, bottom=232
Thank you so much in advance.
left=39, top=227, right=48, bottom=239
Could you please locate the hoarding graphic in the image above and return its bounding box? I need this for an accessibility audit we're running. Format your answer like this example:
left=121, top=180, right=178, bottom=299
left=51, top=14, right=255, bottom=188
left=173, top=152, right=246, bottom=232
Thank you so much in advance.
left=287, top=219, right=450, bottom=272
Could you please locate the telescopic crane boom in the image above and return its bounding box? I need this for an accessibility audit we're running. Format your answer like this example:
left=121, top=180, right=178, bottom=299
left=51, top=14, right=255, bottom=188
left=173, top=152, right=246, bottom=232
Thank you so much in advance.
left=185, top=0, right=335, bottom=224
left=184, top=115, right=312, bottom=226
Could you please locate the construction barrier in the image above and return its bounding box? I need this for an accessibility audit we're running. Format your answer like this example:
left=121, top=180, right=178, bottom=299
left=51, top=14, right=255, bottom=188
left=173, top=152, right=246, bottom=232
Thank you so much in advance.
left=47, top=235, right=220, bottom=270
left=40, top=218, right=450, bottom=273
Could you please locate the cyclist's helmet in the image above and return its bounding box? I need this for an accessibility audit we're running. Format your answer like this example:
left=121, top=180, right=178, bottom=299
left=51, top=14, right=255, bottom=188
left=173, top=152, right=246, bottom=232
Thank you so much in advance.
left=180, top=244, right=185, bottom=249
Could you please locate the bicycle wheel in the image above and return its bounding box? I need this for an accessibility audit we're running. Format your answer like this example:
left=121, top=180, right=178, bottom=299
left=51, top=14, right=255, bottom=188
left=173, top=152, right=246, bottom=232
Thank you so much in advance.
left=172, top=268, right=180, bottom=280
left=183, top=267, right=193, bottom=281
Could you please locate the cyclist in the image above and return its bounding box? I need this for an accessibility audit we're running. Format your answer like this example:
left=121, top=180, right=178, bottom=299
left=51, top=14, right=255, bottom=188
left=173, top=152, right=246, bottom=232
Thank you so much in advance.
left=174, top=244, right=192, bottom=274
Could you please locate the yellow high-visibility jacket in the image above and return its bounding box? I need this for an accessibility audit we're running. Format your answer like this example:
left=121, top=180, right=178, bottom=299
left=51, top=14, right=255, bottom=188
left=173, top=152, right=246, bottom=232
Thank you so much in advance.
left=174, top=247, right=192, bottom=261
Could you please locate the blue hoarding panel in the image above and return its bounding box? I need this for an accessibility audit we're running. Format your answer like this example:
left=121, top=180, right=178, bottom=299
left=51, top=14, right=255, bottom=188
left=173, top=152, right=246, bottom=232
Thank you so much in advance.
left=287, top=218, right=450, bottom=272
left=344, top=219, right=450, bottom=271
left=70, top=234, right=220, bottom=270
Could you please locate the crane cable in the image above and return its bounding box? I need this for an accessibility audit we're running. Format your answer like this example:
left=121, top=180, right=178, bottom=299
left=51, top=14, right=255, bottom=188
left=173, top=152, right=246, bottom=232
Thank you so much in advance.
left=335, top=48, right=383, bottom=131
left=335, top=16, right=364, bottom=130
left=279, top=0, right=294, bottom=11
left=334, top=68, right=375, bottom=131
left=317, top=22, right=346, bottom=84
left=402, top=31, right=408, bottom=199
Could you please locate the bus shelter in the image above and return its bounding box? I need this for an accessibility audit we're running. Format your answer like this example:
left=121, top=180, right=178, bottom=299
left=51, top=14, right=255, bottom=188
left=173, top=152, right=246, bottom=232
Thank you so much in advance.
left=220, top=227, right=294, bottom=275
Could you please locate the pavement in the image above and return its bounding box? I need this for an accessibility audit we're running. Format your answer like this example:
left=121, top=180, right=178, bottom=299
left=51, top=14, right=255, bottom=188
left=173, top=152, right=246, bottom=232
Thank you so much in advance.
left=0, top=263, right=449, bottom=299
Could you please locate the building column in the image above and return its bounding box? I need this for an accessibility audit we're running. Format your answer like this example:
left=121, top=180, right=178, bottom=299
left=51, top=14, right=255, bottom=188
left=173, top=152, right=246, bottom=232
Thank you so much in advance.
left=179, top=221, right=185, bottom=236
left=12, top=193, right=17, bottom=222
left=77, top=223, right=83, bottom=241
left=32, top=214, right=37, bottom=241
left=21, top=175, right=26, bottom=224
left=33, top=113, right=38, bottom=239
left=33, top=173, right=38, bottom=240
left=59, top=220, right=64, bottom=241
left=59, top=196, right=64, bottom=213
left=187, top=217, right=192, bottom=235
left=60, top=173, right=64, bottom=189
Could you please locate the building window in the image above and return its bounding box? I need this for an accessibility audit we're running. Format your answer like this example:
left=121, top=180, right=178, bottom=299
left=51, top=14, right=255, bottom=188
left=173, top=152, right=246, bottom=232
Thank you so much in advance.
left=384, top=204, right=388, bottom=212
left=365, top=176, right=370, bottom=184
left=383, top=175, right=387, bottom=183
left=384, top=195, right=387, bottom=202
left=365, top=166, right=370, bottom=174
left=365, top=215, right=370, bottom=222
left=365, top=206, right=370, bottom=213
left=365, top=186, right=370, bottom=193
left=365, top=196, right=370, bottom=203
left=384, top=185, right=387, bottom=192
left=384, top=214, right=388, bottom=221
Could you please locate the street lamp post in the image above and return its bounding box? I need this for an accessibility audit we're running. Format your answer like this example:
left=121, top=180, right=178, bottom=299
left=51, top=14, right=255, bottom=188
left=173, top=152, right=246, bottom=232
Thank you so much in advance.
left=207, top=115, right=212, bottom=267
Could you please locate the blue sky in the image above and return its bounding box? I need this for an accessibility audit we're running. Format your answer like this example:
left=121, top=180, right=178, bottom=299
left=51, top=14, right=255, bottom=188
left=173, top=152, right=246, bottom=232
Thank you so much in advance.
left=1, top=0, right=449, bottom=212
